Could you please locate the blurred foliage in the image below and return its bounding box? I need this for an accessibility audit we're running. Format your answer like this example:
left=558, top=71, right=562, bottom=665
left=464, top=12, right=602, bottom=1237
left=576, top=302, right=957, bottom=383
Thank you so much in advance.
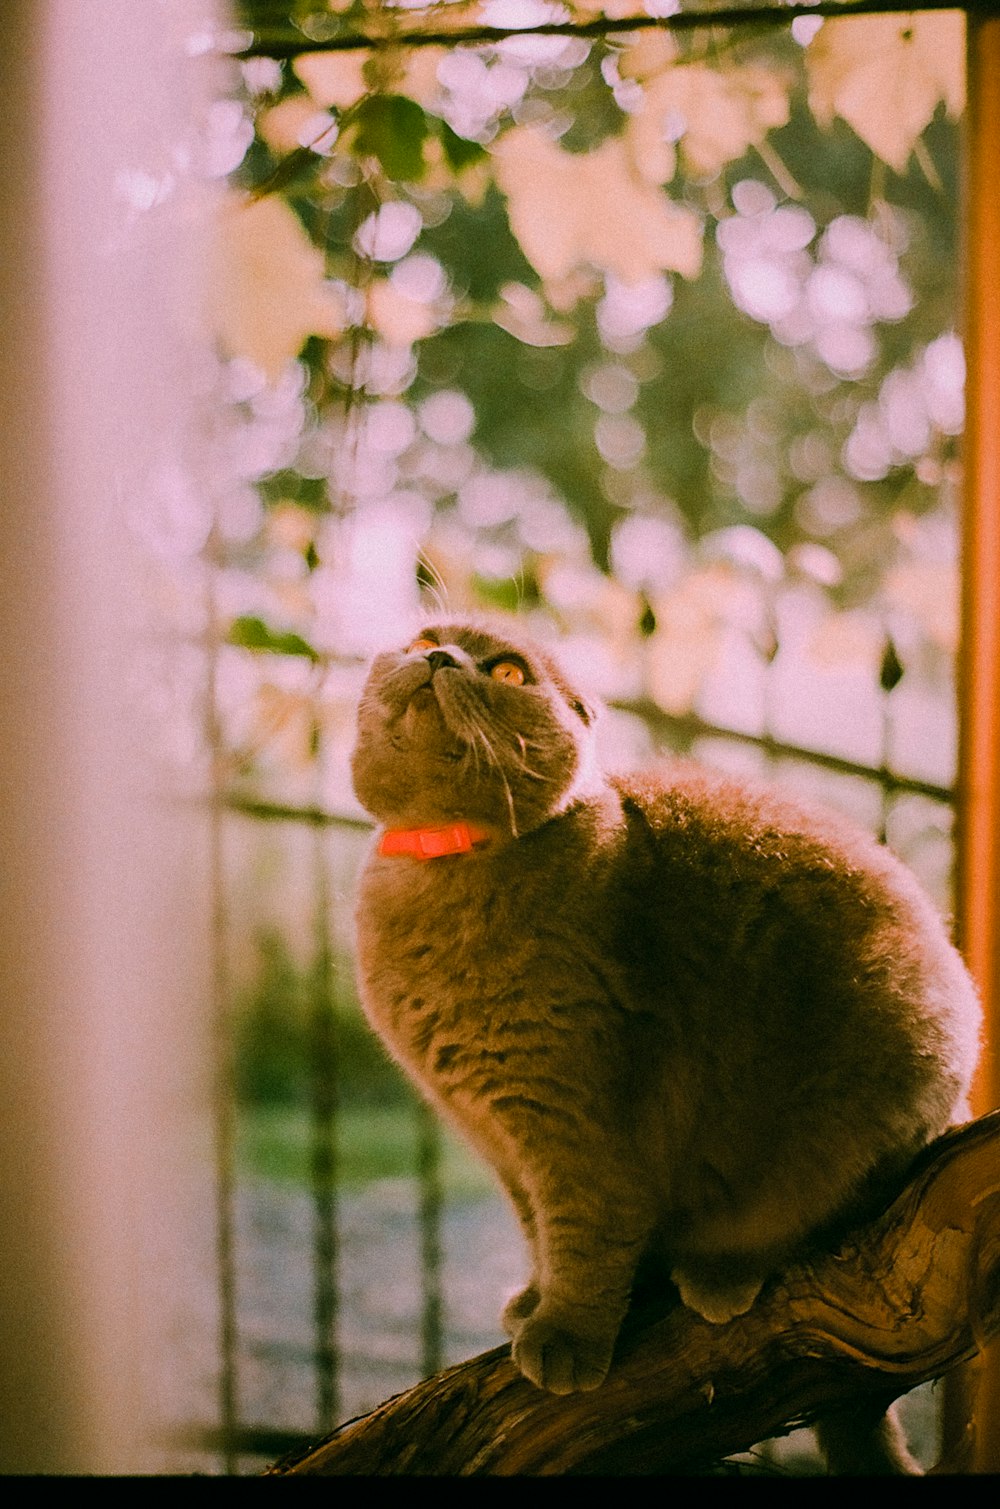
left=233, top=927, right=406, bottom=1105
left=239, top=1100, right=495, bottom=1191
left=212, top=1, right=965, bottom=1222
left=228, top=613, right=322, bottom=659
left=204, top=1, right=964, bottom=800
left=233, top=928, right=494, bottom=1189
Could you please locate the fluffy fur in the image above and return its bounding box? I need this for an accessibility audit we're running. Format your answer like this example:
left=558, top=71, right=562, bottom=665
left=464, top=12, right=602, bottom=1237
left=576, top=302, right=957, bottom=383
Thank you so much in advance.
left=351, top=619, right=980, bottom=1471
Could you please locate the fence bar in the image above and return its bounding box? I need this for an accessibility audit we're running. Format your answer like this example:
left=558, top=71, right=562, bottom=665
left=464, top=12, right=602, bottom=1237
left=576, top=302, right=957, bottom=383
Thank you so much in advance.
left=308, top=823, right=341, bottom=1433
left=956, top=9, right=1000, bottom=1474
left=416, top=1102, right=445, bottom=1378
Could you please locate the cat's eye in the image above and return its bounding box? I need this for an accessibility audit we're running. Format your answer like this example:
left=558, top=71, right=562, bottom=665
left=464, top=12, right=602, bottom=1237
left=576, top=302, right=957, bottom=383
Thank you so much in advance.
left=407, top=636, right=438, bottom=655
left=490, top=660, right=526, bottom=687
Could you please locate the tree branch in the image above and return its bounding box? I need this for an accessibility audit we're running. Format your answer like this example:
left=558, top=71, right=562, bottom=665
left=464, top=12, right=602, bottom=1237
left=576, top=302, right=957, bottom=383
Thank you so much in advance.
left=235, top=1, right=1000, bottom=60
left=267, top=1111, right=1000, bottom=1475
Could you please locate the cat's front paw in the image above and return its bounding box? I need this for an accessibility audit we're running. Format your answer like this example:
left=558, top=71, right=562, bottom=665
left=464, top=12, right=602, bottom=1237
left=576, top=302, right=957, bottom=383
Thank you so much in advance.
left=671, top=1266, right=763, bottom=1324
left=501, top=1282, right=539, bottom=1337
left=511, top=1311, right=614, bottom=1395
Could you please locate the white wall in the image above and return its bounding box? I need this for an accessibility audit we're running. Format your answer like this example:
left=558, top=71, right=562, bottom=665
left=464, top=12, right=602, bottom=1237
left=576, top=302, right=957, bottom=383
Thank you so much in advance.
left=0, top=1, right=216, bottom=1472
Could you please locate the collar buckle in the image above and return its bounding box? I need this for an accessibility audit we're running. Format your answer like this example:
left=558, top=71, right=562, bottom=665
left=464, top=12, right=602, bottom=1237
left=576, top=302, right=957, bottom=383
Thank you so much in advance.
left=378, top=821, right=492, bottom=860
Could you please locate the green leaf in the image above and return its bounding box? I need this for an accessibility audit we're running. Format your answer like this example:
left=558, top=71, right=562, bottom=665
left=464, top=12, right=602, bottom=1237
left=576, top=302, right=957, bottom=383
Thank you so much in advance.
left=473, top=572, right=539, bottom=613
left=249, top=143, right=325, bottom=202
left=880, top=636, right=904, bottom=692
left=258, top=470, right=329, bottom=511
left=227, top=615, right=320, bottom=662
left=555, top=55, right=627, bottom=154
left=350, top=94, right=429, bottom=181
left=438, top=121, right=488, bottom=173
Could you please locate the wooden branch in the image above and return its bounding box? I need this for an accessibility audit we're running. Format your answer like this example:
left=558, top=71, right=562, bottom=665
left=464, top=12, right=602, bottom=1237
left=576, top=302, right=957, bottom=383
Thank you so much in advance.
left=236, top=1, right=1000, bottom=60
left=267, top=1112, right=1000, bottom=1476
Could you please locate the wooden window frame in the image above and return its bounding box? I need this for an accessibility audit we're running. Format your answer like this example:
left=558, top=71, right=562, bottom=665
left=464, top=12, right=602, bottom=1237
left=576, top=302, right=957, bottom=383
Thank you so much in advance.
left=956, top=12, right=1000, bottom=1474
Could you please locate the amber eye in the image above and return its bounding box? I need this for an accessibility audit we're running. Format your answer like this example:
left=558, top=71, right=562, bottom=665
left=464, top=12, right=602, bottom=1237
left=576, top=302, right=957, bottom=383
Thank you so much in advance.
left=490, top=660, right=526, bottom=687
left=407, top=637, right=438, bottom=654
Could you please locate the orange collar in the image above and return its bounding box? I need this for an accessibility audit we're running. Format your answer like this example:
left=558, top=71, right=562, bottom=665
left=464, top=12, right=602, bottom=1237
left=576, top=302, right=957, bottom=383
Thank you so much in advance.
left=378, top=820, right=493, bottom=860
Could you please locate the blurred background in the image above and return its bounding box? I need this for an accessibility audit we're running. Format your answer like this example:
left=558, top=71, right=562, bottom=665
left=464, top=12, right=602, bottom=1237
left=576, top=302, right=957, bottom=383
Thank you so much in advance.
left=0, top=0, right=972, bottom=1476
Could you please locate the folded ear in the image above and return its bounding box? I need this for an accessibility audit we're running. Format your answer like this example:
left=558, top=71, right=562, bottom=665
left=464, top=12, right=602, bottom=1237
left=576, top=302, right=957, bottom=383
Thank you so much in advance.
left=567, top=693, right=597, bottom=726
left=533, top=641, right=599, bottom=728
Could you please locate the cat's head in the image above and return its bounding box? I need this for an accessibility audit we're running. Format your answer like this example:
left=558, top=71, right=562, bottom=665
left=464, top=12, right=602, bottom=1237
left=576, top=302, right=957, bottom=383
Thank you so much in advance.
left=351, top=620, right=598, bottom=836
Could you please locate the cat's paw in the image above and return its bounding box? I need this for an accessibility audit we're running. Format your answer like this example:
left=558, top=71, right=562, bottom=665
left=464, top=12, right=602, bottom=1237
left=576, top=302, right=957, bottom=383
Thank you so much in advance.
left=511, top=1312, right=614, bottom=1395
left=501, top=1282, right=539, bottom=1336
left=671, top=1267, right=763, bottom=1324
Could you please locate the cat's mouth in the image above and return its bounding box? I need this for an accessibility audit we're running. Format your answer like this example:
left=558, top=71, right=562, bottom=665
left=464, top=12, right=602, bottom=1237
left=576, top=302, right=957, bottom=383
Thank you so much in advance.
left=388, top=682, right=465, bottom=762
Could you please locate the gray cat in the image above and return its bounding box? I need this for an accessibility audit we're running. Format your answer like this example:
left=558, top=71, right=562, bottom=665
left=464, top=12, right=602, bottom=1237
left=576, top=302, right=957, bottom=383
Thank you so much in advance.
left=350, top=618, right=980, bottom=1473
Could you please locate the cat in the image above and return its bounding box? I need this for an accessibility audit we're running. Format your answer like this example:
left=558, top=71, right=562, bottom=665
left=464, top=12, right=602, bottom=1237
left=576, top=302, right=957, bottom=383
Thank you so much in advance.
left=350, top=617, right=981, bottom=1473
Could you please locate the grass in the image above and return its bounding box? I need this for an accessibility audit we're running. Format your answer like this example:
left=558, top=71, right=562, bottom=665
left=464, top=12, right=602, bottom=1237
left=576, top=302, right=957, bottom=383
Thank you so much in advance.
left=237, top=1099, right=498, bottom=1199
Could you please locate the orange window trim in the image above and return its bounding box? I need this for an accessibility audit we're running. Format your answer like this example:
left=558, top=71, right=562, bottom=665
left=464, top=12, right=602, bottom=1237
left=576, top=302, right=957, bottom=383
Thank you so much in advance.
left=957, top=11, right=1000, bottom=1475
left=960, top=14, right=1000, bottom=1122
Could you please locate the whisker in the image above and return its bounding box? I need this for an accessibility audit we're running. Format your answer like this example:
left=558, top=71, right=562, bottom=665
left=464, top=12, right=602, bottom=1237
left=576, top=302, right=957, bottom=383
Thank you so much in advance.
left=416, top=548, right=450, bottom=616
left=511, top=733, right=548, bottom=781
left=467, top=719, right=519, bottom=838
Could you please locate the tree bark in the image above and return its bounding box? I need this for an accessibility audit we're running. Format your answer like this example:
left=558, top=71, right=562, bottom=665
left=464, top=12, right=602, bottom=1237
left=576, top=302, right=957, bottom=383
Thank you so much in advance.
left=267, top=1111, right=1000, bottom=1475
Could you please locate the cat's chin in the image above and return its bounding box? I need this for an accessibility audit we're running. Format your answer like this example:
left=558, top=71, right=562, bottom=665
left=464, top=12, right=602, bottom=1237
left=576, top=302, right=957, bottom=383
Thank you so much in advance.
left=383, top=690, right=465, bottom=763
left=389, top=730, right=463, bottom=763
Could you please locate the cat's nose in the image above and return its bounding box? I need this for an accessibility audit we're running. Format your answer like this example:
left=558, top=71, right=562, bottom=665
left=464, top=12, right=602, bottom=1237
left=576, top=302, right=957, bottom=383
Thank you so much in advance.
left=425, top=649, right=458, bottom=672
